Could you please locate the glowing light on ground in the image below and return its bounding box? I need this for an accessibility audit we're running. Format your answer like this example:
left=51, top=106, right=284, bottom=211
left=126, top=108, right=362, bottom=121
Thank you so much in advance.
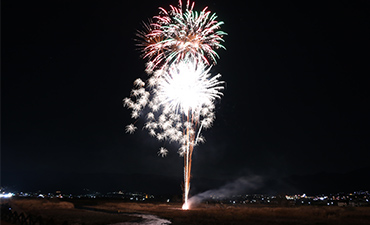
left=182, top=202, right=189, bottom=210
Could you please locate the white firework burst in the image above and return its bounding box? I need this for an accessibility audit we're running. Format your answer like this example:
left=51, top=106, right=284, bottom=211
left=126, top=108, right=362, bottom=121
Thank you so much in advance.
left=124, top=58, right=223, bottom=153
left=154, top=58, right=224, bottom=117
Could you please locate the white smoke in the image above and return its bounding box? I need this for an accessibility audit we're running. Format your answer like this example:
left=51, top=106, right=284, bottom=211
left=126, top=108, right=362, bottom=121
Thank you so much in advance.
left=188, top=175, right=263, bottom=207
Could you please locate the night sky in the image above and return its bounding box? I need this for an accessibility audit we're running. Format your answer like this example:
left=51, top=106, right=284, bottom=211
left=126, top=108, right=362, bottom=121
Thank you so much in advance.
left=2, top=0, right=370, bottom=195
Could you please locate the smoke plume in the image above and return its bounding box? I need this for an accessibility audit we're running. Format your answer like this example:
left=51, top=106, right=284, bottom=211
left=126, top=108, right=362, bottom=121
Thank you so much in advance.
left=188, top=175, right=263, bottom=207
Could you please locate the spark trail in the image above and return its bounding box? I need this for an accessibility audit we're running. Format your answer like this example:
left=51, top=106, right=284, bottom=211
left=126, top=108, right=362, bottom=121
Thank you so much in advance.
left=125, top=0, right=226, bottom=209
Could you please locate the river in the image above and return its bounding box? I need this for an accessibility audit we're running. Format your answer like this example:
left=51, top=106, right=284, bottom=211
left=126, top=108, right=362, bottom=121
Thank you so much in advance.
left=109, top=213, right=171, bottom=225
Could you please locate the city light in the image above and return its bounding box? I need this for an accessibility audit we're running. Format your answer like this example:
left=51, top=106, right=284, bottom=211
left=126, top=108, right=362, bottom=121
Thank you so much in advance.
left=0, top=192, right=14, bottom=198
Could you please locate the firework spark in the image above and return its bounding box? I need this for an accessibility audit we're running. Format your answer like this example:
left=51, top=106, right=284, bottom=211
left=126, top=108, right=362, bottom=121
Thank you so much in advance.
left=125, top=0, right=226, bottom=210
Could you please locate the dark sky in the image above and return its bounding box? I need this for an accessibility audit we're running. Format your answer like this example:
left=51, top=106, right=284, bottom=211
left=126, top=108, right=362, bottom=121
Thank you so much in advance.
left=2, top=0, right=370, bottom=195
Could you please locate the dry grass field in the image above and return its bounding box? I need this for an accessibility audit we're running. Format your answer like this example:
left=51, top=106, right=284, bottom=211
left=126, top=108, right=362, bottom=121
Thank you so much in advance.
left=2, top=199, right=136, bottom=225
left=3, top=198, right=370, bottom=225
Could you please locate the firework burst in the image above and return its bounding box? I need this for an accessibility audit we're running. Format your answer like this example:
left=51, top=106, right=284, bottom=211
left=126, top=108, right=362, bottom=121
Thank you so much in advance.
left=137, top=0, right=227, bottom=73
left=124, top=59, right=223, bottom=149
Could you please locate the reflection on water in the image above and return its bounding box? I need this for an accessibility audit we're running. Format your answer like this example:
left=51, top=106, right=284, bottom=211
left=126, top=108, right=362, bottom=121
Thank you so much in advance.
left=110, top=213, right=171, bottom=225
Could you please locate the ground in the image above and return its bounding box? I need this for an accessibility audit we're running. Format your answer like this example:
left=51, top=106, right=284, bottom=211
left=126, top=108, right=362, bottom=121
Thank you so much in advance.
left=2, top=198, right=370, bottom=225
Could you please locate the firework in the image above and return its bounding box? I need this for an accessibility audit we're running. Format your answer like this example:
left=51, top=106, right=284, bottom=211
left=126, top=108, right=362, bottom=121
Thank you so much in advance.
left=125, top=0, right=226, bottom=209
left=137, top=0, right=227, bottom=73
